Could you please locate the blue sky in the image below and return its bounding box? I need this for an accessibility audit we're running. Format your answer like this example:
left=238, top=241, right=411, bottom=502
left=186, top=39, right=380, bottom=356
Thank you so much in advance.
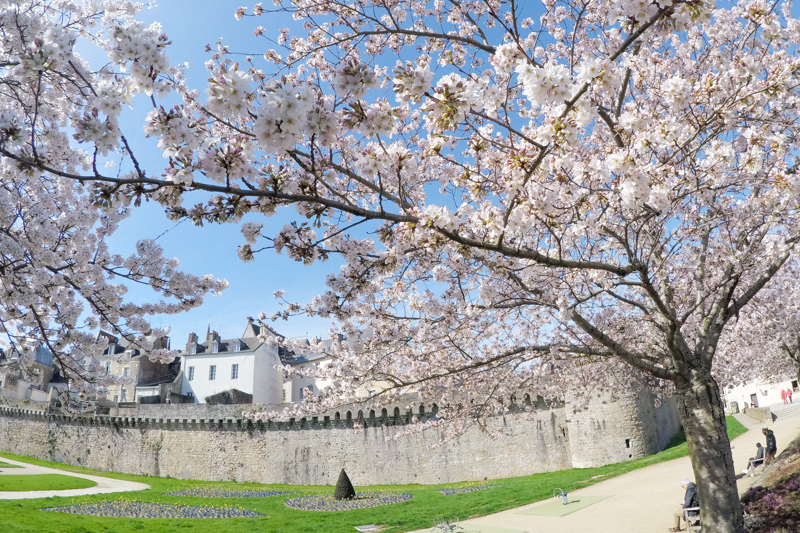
left=104, top=2, right=339, bottom=347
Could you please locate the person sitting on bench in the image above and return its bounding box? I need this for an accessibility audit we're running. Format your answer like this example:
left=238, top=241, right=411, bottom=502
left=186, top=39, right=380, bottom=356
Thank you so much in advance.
left=743, top=443, right=765, bottom=477
left=669, top=478, right=699, bottom=532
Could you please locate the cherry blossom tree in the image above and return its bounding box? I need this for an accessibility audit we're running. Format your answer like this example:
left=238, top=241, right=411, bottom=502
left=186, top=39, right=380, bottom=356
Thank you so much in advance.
left=0, top=1, right=227, bottom=408
left=716, top=260, right=800, bottom=389
left=4, top=0, right=800, bottom=531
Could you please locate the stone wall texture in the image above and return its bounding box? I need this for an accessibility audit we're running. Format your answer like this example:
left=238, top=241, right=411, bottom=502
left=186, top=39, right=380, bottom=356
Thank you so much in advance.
left=0, top=390, right=680, bottom=486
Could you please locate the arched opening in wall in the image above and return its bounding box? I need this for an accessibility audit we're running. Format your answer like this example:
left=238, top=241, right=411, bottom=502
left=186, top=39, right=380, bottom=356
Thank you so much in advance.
left=346, top=411, right=352, bottom=423
left=431, top=403, right=438, bottom=416
left=419, top=405, right=425, bottom=416
left=381, top=408, right=388, bottom=422
left=393, top=407, right=400, bottom=419
left=335, top=412, right=341, bottom=423
left=524, top=394, right=531, bottom=406
left=510, top=395, right=516, bottom=405
left=369, top=409, right=376, bottom=421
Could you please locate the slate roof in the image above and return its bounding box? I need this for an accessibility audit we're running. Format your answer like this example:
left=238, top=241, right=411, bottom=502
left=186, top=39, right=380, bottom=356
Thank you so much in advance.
left=97, top=331, right=169, bottom=358
left=181, top=320, right=332, bottom=366
left=183, top=318, right=285, bottom=357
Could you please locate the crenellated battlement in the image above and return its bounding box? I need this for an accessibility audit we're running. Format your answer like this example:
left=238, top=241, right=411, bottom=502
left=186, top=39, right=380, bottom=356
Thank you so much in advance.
left=0, top=390, right=680, bottom=486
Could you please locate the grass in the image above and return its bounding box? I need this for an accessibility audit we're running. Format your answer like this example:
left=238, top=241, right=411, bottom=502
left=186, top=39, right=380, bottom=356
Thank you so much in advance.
left=0, top=461, right=22, bottom=468
left=0, top=416, right=747, bottom=533
left=0, top=475, right=97, bottom=492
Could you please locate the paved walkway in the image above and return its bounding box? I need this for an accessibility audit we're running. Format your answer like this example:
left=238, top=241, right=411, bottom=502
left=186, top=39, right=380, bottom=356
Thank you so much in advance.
left=410, top=403, right=800, bottom=533
left=0, top=456, right=149, bottom=500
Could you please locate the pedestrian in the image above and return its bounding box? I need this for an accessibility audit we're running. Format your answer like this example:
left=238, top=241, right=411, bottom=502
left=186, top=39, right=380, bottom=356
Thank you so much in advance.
left=742, top=443, right=765, bottom=477
left=781, top=389, right=787, bottom=405
left=789, top=389, right=794, bottom=404
left=763, top=426, right=777, bottom=465
left=669, top=478, right=699, bottom=532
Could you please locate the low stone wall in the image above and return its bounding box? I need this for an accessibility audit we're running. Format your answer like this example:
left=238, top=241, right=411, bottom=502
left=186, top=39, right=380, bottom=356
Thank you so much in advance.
left=745, top=407, right=772, bottom=424
left=0, top=390, right=680, bottom=486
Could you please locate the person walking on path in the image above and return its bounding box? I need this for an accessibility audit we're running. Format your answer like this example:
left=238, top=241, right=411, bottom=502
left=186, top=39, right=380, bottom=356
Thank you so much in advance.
left=669, top=478, right=699, bottom=532
left=789, top=389, right=794, bottom=404
left=763, top=426, right=777, bottom=465
left=781, top=389, right=787, bottom=404
left=743, top=443, right=765, bottom=477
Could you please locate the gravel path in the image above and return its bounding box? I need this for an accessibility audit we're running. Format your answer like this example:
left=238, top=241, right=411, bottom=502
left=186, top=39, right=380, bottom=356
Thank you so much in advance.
left=408, top=402, right=800, bottom=533
left=0, top=456, right=149, bottom=500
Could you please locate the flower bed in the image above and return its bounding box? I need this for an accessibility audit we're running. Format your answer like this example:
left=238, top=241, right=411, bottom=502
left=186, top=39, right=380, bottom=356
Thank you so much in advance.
left=438, top=484, right=502, bottom=495
left=741, top=476, right=800, bottom=532
left=163, top=488, right=293, bottom=498
left=42, top=500, right=265, bottom=518
left=284, top=492, right=412, bottom=511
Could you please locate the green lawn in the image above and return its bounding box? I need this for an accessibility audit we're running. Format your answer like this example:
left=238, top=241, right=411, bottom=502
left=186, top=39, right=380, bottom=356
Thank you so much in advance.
left=0, top=461, right=22, bottom=468
left=0, top=474, right=97, bottom=492
left=0, top=416, right=747, bottom=533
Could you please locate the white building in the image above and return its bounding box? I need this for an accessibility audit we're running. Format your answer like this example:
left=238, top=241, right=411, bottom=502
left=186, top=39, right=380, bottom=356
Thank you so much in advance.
left=281, top=337, right=333, bottom=402
left=722, top=376, right=799, bottom=412
left=180, top=319, right=336, bottom=404
left=180, top=319, right=287, bottom=404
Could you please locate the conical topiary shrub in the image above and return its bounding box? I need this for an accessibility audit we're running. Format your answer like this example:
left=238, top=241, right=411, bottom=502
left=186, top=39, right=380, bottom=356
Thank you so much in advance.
left=333, top=468, right=356, bottom=500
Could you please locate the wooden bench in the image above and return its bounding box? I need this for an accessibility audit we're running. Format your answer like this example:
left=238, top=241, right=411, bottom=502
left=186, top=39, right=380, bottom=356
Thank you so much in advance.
left=683, top=507, right=701, bottom=532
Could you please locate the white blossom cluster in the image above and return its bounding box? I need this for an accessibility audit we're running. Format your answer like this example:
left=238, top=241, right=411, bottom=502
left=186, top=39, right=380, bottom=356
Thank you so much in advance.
left=0, top=0, right=227, bottom=402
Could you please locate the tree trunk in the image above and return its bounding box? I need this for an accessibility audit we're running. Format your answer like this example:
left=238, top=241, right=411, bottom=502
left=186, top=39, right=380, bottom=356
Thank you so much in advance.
left=676, top=377, right=745, bottom=533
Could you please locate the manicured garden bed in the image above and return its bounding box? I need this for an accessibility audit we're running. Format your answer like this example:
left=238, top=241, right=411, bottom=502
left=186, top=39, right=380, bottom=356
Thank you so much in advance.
left=163, top=488, right=293, bottom=498
left=285, top=492, right=413, bottom=511
left=43, top=500, right=265, bottom=518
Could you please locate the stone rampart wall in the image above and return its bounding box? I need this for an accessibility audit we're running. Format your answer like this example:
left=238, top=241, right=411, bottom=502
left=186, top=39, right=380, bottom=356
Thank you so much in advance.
left=0, top=390, right=680, bottom=485
left=566, top=392, right=680, bottom=468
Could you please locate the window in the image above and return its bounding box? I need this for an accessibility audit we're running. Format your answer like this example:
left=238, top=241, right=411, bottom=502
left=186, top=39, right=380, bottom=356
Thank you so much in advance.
left=120, top=389, right=127, bottom=401
left=105, top=362, right=111, bottom=375
left=122, top=367, right=130, bottom=378
left=211, top=342, right=219, bottom=353
left=209, top=365, right=216, bottom=380
left=187, top=391, right=193, bottom=398
left=282, top=388, right=287, bottom=402
left=231, top=364, right=239, bottom=379
left=233, top=340, right=241, bottom=352
left=189, top=344, right=197, bottom=354
left=188, top=366, right=195, bottom=381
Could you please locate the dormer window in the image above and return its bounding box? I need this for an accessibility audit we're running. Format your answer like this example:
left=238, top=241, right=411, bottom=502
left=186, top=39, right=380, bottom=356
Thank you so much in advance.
left=211, top=342, right=219, bottom=353
left=233, top=340, right=241, bottom=352
left=189, top=344, right=197, bottom=355
left=108, top=342, right=116, bottom=354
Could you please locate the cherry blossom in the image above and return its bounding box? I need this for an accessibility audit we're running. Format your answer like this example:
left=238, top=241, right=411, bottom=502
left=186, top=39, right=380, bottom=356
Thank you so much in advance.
left=0, top=0, right=227, bottom=409
left=5, top=1, right=800, bottom=531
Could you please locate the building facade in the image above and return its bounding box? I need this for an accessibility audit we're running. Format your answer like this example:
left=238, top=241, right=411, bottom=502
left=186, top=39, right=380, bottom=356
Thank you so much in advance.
left=180, top=319, right=334, bottom=404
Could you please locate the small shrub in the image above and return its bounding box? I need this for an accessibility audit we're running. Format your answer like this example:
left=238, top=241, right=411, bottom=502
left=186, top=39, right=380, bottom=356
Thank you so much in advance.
left=333, top=469, right=356, bottom=501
